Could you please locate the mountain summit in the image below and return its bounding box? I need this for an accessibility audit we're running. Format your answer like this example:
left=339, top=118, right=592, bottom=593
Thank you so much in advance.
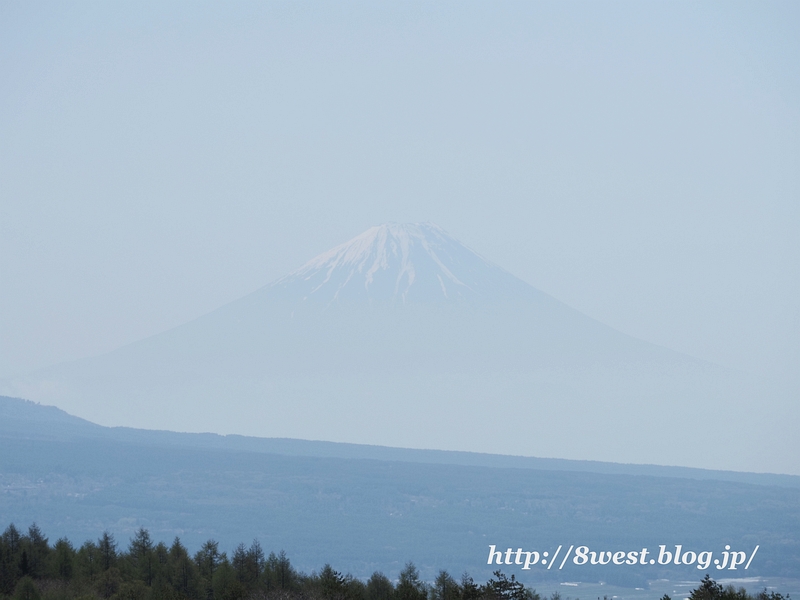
left=270, top=222, right=529, bottom=306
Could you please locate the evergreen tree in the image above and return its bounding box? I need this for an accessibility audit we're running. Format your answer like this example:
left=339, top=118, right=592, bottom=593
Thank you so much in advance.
left=691, top=575, right=724, bottom=600
left=265, top=550, right=297, bottom=592
left=231, top=544, right=248, bottom=586
left=343, top=574, right=367, bottom=600
left=228, top=540, right=263, bottom=594
left=212, top=553, right=243, bottom=600
left=244, top=540, right=265, bottom=589
left=396, top=562, right=426, bottom=600
left=317, top=564, right=347, bottom=600
left=77, top=540, right=100, bottom=582
left=153, top=541, right=170, bottom=590
left=721, top=585, right=752, bottom=600
left=168, top=537, right=199, bottom=598
left=3, top=525, right=22, bottom=556
left=431, top=570, right=460, bottom=600
left=460, top=573, right=481, bottom=600
left=195, top=541, right=220, bottom=581
left=98, top=532, right=118, bottom=572
left=484, top=571, right=534, bottom=600
left=366, top=572, right=394, bottom=600
left=50, top=538, right=75, bottom=581
left=1, top=524, right=23, bottom=595
left=128, top=528, right=155, bottom=586
left=196, top=540, right=223, bottom=600
left=755, top=590, right=790, bottom=600
left=23, top=525, right=49, bottom=580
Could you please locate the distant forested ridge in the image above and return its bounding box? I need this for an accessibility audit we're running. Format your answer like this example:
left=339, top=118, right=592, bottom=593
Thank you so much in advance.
left=2, top=397, right=799, bottom=585
left=0, top=525, right=789, bottom=600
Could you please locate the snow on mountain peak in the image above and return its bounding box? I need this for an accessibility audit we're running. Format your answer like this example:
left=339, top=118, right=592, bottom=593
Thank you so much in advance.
left=272, top=222, right=528, bottom=305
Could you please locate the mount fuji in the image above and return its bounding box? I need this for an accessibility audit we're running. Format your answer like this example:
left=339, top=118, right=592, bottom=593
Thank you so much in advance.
left=270, top=222, right=534, bottom=305
left=7, top=223, right=766, bottom=469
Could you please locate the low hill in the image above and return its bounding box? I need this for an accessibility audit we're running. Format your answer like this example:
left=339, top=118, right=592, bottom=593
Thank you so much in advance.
left=2, top=396, right=798, bottom=586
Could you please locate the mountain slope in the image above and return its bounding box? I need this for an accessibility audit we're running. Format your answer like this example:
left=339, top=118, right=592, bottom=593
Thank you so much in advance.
left=4, top=223, right=782, bottom=471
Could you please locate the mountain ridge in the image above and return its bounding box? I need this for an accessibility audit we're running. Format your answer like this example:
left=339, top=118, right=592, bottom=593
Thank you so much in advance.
left=3, top=394, right=797, bottom=486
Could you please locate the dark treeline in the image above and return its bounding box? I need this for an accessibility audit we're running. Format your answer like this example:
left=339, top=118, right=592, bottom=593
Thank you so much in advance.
left=0, top=525, right=789, bottom=600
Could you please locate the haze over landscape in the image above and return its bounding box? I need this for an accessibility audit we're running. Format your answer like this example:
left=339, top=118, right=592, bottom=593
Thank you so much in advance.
left=1, top=3, right=799, bottom=594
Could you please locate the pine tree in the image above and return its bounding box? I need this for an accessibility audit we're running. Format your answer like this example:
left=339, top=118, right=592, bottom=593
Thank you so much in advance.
left=128, top=528, right=155, bottom=585
left=366, top=572, right=394, bottom=600
left=51, top=538, right=75, bottom=580
left=396, top=562, right=426, bottom=600
left=98, top=532, right=117, bottom=572
left=690, top=575, right=723, bottom=600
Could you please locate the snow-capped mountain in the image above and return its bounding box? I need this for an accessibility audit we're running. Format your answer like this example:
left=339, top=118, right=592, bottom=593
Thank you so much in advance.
left=270, top=222, right=530, bottom=305
left=5, top=223, right=765, bottom=470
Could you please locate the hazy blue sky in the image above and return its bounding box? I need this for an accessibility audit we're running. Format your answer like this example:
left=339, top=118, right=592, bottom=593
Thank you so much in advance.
left=1, top=2, right=798, bottom=397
